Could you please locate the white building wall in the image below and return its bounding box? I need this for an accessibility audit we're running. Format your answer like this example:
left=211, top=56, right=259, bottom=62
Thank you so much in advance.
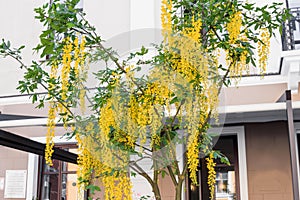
left=289, top=0, right=300, bottom=8
left=0, top=0, right=45, bottom=96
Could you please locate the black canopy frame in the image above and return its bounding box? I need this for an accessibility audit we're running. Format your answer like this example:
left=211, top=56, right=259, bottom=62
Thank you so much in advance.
left=0, top=129, right=78, bottom=164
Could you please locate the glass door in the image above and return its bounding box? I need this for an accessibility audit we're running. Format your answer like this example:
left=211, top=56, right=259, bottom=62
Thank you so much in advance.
left=39, top=144, right=83, bottom=200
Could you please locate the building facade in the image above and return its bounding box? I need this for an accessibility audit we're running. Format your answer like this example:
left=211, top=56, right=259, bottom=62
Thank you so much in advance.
left=0, top=0, right=300, bottom=200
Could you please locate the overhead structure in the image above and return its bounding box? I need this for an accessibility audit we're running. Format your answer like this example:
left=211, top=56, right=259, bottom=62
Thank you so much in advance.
left=0, top=129, right=78, bottom=164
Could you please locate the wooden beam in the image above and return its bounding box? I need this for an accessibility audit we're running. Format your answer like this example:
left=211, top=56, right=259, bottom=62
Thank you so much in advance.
left=0, top=129, right=78, bottom=164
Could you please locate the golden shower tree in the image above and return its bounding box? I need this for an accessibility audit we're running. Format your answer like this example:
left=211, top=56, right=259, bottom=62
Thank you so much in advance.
left=0, top=0, right=289, bottom=199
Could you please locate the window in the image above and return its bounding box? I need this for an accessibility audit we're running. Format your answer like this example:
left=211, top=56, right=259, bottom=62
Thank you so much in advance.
left=188, top=135, right=240, bottom=200
left=38, top=144, right=84, bottom=200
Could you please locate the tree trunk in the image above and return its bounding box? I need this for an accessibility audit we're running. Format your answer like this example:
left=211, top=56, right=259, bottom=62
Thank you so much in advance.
left=153, top=183, right=162, bottom=200
left=175, top=178, right=184, bottom=200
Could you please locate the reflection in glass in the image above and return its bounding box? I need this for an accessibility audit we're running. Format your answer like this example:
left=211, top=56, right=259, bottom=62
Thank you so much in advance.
left=44, top=159, right=59, bottom=173
left=215, top=168, right=236, bottom=200
left=41, top=174, right=59, bottom=200
left=62, top=161, right=78, bottom=172
left=61, top=174, right=79, bottom=200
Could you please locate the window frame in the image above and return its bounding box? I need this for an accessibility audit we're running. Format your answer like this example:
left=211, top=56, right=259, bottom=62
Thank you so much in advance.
left=26, top=136, right=78, bottom=200
left=186, top=126, right=248, bottom=200
left=38, top=143, right=79, bottom=200
left=293, top=122, right=300, bottom=198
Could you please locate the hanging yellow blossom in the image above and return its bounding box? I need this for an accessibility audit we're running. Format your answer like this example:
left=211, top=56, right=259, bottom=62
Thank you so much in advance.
left=46, top=36, right=86, bottom=166
left=161, top=0, right=172, bottom=42
left=45, top=63, right=58, bottom=166
left=228, top=32, right=250, bottom=79
left=160, top=0, right=220, bottom=190
left=73, top=37, right=80, bottom=78
left=45, top=101, right=56, bottom=166
left=206, top=152, right=216, bottom=200
left=102, top=172, right=132, bottom=200
left=61, top=37, right=72, bottom=103
left=227, top=11, right=242, bottom=44
left=258, top=28, right=270, bottom=75
left=77, top=36, right=87, bottom=114
left=76, top=133, right=94, bottom=185
left=187, top=129, right=200, bottom=184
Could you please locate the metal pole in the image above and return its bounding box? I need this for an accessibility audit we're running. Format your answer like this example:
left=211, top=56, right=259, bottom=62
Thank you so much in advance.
left=285, top=0, right=290, bottom=9
left=285, top=90, right=300, bottom=200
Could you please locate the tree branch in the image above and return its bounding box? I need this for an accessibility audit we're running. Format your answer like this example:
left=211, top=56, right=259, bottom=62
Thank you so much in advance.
left=171, top=99, right=184, bottom=127
left=167, top=165, right=178, bottom=186
left=5, top=50, right=75, bottom=117
left=131, top=163, right=154, bottom=186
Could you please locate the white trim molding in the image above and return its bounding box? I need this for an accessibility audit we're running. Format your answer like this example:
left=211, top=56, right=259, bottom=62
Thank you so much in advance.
left=26, top=153, right=39, bottom=200
left=282, top=50, right=300, bottom=94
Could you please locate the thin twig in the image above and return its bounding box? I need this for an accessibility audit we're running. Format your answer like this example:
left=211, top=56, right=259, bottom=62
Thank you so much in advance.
left=171, top=99, right=184, bottom=127
left=6, top=51, right=75, bottom=117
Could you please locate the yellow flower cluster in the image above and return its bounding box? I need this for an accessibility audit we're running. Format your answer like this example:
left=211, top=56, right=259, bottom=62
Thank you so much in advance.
left=60, top=36, right=87, bottom=119
left=187, top=129, right=200, bottom=183
left=145, top=82, right=171, bottom=105
left=227, top=11, right=242, bottom=44
left=79, top=89, right=86, bottom=114
left=45, top=63, right=58, bottom=166
left=59, top=37, right=72, bottom=129
left=99, top=100, right=116, bottom=139
left=73, top=36, right=86, bottom=77
left=258, top=28, right=270, bottom=75
left=61, top=37, right=72, bottom=103
left=227, top=14, right=270, bottom=79
left=78, top=37, right=87, bottom=114
left=76, top=113, right=133, bottom=200
left=74, top=37, right=80, bottom=77
left=228, top=32, right=250, bottom=79
left=161, top=0, right=172, bottom=41
left=186, top=95, right=212, bottom=185
left=76, top=132, right=95, bottom=185
left=160, top=0, right=220, bottom=190
left=206, top=152, right=216, bottom=200
left=174, top=19, right=207, bottom=85
left=102, top=173, right=132, bottom=200
left=113, top=67, right=170, bottom=149
left=182, top=15, right=202, bottom=43
left=226, top=10, right=243, bottom=76
left=45, top=36, right=86, bottom=166
left=45, top=101, right=56, bottom=166
left=76, top=123, right=99, bottom=191
left=127, top=94, right=147, bottom=145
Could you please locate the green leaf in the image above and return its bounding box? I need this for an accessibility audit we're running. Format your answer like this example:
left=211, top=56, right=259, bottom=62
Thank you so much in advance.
left=170, top=96, right=179, bottom=104
left=131, top=171, right=137, bottom=177
left=32, top=94, right=38, bottom=103
left=67, top=22, right=75, bottom=28
left=86, top=185, right=101, bottom=195
left=18, top=45, right=25, bottom=50
left=161, top=170, right=168, bottom=178
left=136, top=66, right=141, bottom=72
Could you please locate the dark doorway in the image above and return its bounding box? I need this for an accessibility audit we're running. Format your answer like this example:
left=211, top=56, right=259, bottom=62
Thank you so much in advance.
left=188, top=135, right=240, bottom=200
